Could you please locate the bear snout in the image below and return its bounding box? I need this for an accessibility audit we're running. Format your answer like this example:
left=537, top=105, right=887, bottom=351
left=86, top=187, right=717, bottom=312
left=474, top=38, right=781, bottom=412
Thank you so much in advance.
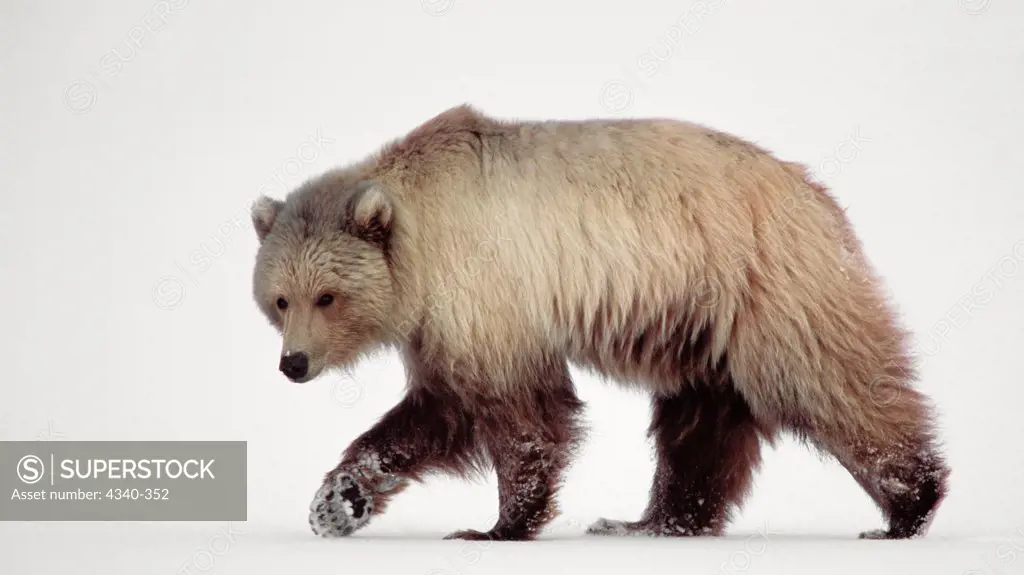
left=279, top=352, right=309, bottom=381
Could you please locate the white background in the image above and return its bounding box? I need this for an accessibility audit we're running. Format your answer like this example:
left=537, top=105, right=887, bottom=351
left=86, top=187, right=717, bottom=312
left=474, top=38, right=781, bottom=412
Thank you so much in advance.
left=2, top=0, right=1023, bottom=573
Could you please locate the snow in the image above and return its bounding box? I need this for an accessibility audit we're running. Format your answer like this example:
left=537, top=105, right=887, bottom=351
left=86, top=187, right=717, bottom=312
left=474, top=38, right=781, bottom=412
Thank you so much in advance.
left=3, top=521, right=1022, bottom=574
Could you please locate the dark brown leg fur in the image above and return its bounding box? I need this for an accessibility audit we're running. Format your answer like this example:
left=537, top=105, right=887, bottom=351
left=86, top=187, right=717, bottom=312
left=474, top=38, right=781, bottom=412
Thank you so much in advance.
left=796, top=384, right=950, bottom=539
left=338, top=386, right=480, bottom=502
left=309, top=385, right=481, bottom=537
left=588, top=381, right=764, bottom=537
left=310, top=354, right=584, bottom=539
left=446, top=364, right=585, bottom=541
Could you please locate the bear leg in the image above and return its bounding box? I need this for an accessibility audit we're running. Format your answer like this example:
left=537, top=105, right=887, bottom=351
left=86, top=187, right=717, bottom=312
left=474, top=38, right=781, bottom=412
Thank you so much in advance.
left=310, top=386, right=480, bottom=537
left=795, top=382, right=950, bottom=539
left=445, top=363, right=585, bottom=541
left=587, top=382, right=764, bottom=537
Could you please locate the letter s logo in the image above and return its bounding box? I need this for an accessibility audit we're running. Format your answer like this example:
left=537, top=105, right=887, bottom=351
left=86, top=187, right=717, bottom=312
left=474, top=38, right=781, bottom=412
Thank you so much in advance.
left=17, top=455, right=44, bottom=484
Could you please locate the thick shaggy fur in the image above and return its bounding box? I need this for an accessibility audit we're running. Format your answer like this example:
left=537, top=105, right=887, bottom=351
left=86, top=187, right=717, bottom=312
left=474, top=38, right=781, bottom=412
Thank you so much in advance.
left=251, top=104, right=949, bottom=540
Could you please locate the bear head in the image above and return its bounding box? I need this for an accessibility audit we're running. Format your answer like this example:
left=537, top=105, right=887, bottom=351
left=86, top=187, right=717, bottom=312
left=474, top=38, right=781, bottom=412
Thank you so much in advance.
left=250, top=178, right=396, bottom=383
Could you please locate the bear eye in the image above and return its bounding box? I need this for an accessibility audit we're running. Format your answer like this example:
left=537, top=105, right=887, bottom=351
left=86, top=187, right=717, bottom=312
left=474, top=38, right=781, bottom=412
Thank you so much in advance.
left=315, top=294, right=334, bottom=307
left=276, top=298, right=288, bottom=310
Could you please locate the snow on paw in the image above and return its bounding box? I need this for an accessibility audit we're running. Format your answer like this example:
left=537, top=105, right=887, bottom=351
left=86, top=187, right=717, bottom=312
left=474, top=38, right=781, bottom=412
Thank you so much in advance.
left=858, top=529, right=894, bottom=540
left=584, top=517, right=701, bottom=537
left=585, top=518, right=645, bottom=536
left=308, top=472, right=373, bottom=537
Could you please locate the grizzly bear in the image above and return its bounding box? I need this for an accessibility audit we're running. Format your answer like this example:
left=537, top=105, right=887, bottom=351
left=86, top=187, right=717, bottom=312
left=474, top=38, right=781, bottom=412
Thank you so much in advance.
left=250, top=104, right=949, bottom=541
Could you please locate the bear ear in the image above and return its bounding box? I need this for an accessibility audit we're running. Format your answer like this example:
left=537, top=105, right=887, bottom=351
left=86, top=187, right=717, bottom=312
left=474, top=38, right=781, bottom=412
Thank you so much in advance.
left=251, top=196, right=284, bottom=243
left=345, top=180, right=394, bottom=246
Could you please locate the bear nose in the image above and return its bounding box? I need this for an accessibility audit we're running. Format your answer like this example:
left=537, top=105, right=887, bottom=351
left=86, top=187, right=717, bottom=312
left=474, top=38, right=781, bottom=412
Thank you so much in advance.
left=279, top=352, right=309, bottom=380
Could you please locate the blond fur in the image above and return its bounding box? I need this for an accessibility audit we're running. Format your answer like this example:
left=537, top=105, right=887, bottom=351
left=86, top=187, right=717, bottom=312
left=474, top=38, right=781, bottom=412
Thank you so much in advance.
left=318, top=107, right=897, bottom=413
left=252, top=104, right=948, bottom=540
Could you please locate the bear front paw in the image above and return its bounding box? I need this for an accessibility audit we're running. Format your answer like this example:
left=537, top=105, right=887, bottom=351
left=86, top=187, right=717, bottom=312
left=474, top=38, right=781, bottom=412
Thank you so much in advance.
left=859, top=528, right=904, bottom=540
left=309, top=472, right=373, bottom=537
left=443, top=528, right=491, bottom=540
left=585, top=517, right=636, bottom=536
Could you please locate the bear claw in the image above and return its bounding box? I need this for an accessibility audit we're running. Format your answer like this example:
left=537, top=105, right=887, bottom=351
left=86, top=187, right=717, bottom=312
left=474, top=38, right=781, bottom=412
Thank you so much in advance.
left=309, top=472, right=373, bottom=537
